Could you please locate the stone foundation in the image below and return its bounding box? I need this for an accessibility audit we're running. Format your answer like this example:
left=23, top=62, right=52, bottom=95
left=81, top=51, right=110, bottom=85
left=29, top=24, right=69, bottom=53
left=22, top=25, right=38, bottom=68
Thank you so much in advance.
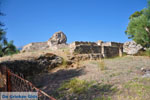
left=70, top=41, right=123, bottom=58
left=70, top=41, right=100, bottom=54
left=102, top=46, right=123, bottom=58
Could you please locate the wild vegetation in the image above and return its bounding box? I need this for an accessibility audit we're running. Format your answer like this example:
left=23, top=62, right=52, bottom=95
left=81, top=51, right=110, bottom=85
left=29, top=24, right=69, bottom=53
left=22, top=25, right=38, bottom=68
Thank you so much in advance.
left=25, top=55, right=149, bottom=100
left=126, top=0, right=150, bottom=48
left=0, top=12, right=18, bottom=57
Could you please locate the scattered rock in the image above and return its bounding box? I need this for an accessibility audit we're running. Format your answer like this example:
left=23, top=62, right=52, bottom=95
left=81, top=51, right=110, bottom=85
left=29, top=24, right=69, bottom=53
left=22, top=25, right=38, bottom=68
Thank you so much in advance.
left=123, top=41, right=143, bottom=55
left=141, top=68, right=150, bottom=78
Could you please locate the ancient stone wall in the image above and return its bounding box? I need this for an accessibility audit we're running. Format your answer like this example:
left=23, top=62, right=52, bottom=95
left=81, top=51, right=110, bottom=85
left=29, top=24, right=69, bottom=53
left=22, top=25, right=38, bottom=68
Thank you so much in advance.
left=21, top=31, right=124, bottom=59
left=98, top=41, right=123, bottom=47
left=21, top=42, right=49, bottom=52
left=21, top=31, right=68, bottom=52
left=70, top=41, right=123, bottom=58
left=70, top=41, right=101, bottom=54
left=73, top=45, right=101, bottom=54
left=102, top=46, right=122, bottom=58
left=72, top=41, right=97, bottom=46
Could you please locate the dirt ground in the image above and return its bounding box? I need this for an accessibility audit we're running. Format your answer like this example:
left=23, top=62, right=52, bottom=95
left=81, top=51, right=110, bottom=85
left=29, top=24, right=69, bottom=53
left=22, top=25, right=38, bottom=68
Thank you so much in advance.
left=1, top=51, right=150, bottom=100
left=29, top=56, right=150, bottom=100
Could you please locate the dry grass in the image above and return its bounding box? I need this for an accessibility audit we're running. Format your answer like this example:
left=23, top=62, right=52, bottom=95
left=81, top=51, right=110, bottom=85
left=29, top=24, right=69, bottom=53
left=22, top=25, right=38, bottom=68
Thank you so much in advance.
left=1, top=49, right=150, bottom=100
left=73, top=56, right=150, bottom=100
left=0, top=48, right=70, bottom=63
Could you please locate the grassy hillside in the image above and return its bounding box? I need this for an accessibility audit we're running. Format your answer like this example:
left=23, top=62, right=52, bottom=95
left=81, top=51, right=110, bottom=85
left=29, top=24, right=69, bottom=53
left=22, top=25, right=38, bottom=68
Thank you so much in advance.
left=29, top=56, right=150, bottom=100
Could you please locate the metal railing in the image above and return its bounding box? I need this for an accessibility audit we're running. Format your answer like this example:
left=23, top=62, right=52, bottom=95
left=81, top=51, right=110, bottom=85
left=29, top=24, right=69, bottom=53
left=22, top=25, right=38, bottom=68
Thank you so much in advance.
left=0, top=66, right=56, bottom=100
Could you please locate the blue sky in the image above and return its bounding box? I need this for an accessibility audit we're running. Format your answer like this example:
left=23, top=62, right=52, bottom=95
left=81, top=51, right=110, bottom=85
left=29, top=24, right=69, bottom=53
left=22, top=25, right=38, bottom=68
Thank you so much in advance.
left=0, top=0, right=147, bottom=47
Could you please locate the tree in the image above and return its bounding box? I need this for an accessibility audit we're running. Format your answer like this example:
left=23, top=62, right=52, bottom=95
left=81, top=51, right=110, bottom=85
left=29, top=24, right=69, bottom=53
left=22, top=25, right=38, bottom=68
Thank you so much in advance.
left=0, top=12, right=19, bottom=57
left=126, top=0, right=150, bottom=48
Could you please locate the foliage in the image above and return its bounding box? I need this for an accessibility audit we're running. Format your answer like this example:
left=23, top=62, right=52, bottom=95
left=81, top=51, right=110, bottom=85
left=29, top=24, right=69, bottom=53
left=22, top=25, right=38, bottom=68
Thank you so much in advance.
left=59, top=78, right=93, bottom=94
left=135, top=49, right=150, bottom=56
left=126, top=0, right=150, bottom=48
left=57, top=78, right=117, bottom=99
left=129, top=10, right=144, bottom=19
left=0, top=12, right=19, bottom=57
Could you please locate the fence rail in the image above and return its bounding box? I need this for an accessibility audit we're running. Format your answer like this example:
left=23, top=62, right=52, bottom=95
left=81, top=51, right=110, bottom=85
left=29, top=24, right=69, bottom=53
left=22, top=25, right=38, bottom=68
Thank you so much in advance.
left=0, top=65, right=56, bottom=100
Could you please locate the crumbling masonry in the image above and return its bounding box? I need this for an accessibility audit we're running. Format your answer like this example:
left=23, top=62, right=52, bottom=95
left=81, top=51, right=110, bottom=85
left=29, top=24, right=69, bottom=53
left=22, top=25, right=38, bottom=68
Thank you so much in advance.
left=69, top=41, right=123, bottom=58
left=21, top=31, right=123, bottom=59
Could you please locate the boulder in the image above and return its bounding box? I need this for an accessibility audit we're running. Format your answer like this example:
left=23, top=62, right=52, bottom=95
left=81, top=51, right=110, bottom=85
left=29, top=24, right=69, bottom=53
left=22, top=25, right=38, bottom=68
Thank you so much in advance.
left=47, top=31, right=67, bottom=47
left=123, top=41, right=143, bottom=55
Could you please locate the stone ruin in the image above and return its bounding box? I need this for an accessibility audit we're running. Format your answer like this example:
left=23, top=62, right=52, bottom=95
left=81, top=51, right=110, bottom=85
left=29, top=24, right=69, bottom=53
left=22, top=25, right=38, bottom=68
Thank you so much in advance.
left=69, top=41, right=123, bottom=59
left=21, top=31, right=68, bottom=52
left=22, top=31, right=143, bottom=59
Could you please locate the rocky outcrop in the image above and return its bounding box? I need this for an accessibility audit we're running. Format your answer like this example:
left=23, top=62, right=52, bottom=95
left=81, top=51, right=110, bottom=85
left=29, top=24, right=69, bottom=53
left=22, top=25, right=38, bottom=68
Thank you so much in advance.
left=123, top=41, right=143, bottom=55
left=0, top=53, right=63, bottom=77
left=47, top=31, right=67, bottom=47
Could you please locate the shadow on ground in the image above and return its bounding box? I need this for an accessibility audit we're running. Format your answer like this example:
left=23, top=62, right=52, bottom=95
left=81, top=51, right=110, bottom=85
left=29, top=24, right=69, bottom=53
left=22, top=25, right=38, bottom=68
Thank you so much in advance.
left=29, top=68, right=85, bottom=96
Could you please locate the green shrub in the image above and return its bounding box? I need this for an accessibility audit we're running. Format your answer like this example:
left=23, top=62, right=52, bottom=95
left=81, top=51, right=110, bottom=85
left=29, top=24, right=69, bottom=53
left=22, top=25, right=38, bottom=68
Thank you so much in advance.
left=58, top=78, right=117, bottom=99
left=59, top=78, right=93, bottom=94
left=135, top=50, right=150, bottom=57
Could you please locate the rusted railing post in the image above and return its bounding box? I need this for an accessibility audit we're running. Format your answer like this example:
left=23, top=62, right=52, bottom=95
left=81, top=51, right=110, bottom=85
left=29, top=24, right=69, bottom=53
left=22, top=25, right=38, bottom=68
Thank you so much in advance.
left=0, top=66, right=56, bottom=100
left=6, top=69, right=11, bottom=92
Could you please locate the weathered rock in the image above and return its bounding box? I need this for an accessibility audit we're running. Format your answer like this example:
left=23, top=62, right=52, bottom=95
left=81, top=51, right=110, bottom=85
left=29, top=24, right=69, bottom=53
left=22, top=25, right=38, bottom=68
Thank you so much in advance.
left=141, top=68, right=150, bottom=78
left=47, top=31, right=67, bottom=47
left=123, top=41, right=143, bottom=55
left=0, top=53, right=63, bottom=77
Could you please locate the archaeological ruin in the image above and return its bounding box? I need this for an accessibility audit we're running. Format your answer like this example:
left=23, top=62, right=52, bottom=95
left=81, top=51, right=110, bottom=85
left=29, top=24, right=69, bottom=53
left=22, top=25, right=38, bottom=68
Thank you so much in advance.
left=22, top=31, right=142, bottom=59
left=69, top=41, right=123, bottom=58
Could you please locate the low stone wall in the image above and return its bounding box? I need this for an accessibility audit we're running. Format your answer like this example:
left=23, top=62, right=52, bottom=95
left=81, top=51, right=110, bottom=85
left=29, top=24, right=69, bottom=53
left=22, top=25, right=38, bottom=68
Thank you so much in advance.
left=68, top=53, right=103, bottom=61
left=71, top=41, right=97, bottom=46
left=101, top=42, right=123, bottom=47
left=70, top=41, right=101, bottom=54
left=70, top=41, right=123, bottom=58
left=73, top=45, right=101, bottom=54
left=21, top=42, right=49, bottom=52
left=102, top=46, right=123, bottom=57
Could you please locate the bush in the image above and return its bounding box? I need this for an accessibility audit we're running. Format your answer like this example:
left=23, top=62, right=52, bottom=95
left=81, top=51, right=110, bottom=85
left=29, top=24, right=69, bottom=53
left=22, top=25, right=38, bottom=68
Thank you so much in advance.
left=135, top=50, right=150, bottom=57
left=59, top=78, right=93, bottom=94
